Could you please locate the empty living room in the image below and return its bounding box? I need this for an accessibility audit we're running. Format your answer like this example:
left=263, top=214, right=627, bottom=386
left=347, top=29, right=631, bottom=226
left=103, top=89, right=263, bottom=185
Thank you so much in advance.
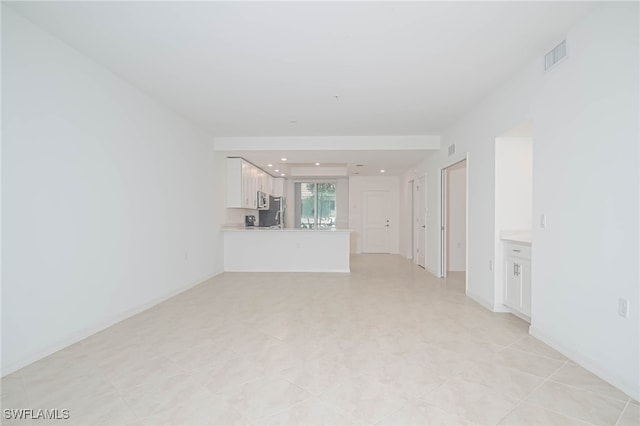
left=2, top=1, right=638, bottom=425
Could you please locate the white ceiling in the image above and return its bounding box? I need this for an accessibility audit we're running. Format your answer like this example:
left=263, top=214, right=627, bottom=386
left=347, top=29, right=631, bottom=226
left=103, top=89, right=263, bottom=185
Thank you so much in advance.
left=8, top=1, right=595, bottom=138
left=222, top=149, right=430, bottom=177
left=8, top=1, right=595, bottom=176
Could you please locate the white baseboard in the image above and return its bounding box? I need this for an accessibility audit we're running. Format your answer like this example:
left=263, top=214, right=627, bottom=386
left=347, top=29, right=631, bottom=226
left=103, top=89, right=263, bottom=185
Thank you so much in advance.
left=466, top=290, right=495, bottom=311
left=506, top=308, right=531, bottom=322
left=1, top=268, right=224, bottom=377
left=493, top=303, right=514, bottom=313
left=529, top=325, right=639, bottom=400
left=467, top=291, right=520, bottom=316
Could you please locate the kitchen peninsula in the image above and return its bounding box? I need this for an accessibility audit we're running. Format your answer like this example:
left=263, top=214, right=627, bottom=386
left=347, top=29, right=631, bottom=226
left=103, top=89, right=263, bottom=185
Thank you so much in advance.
left=222, top=228, right=351, bottom=272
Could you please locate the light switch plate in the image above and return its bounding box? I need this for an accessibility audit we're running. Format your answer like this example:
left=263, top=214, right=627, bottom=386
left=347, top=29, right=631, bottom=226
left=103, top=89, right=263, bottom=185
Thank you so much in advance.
left=618, top=298, right=629, bottom=318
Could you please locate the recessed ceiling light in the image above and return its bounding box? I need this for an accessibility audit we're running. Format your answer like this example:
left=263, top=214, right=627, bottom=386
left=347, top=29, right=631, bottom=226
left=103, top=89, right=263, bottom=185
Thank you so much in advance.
left=274, top=169, right=279, bottom=172
left=280, top=173, right=286, bottom=177
left=281, top=158, right=287, bottom=161
left=315, top=162, right=321, bottom=166
left=380, top=169, right=386, bottom=173
left=267, top=164, right=273, bottom=167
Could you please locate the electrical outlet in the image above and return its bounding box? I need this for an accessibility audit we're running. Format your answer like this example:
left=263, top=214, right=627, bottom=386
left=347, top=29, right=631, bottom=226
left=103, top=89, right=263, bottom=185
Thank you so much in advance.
left=618, top=298, right=629, bottom=318
left=489, top=260, right=493, bottom=271
left=540, top=214, right=547, bottom=229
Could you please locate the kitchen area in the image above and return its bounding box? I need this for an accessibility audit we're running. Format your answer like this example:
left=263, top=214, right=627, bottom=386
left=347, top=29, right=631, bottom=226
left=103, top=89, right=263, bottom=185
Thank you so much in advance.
left=222, top=157, right=351, bottom=272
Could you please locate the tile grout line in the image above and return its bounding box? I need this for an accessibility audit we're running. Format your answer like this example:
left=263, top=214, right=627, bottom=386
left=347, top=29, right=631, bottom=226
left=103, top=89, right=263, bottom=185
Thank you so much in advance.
left=544, top=378, right=631, bottom=404
left=613, top=398, right=631, bottom=426
left=508, top=360, right=624, bottom=426
left=500, top=343, right=631, bottom=404
left=250, top=387, right=315, bottom=425
left=498, top=333, right=570, bottom=364
left=494, top=359, right=572, bottom=425
left=501, top=334, right=527, bottom=352
left=501, top=343, right=568, bottom=363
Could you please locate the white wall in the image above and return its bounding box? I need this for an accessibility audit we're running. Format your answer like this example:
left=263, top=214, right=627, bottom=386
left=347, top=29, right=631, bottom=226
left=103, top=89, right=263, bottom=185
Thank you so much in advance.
left=2, top=9, right=224, bottom=374
left=335, top=178, right=349, bottom=229
left=349, top=176, right=400, bottom=254
left=447, top=163, right=466, bottom=272
left=530, top=4, right=638, bottom=399
left=416, top=3, right=639, bottom=398
left=495, top=137, right=533, bottom=232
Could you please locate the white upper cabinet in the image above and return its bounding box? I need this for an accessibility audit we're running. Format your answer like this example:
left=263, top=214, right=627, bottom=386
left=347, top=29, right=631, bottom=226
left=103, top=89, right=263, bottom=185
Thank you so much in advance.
left=265, top=174, right=274, bottom=196
left=226, top=158, right=243, bottom=208
left=256, top=169, right=270, bottom=193
left=271, top=178, right=285, bottom=197
left=226, top=158, right=283, bottom=209
left=227, top=158, right=258, bottom=209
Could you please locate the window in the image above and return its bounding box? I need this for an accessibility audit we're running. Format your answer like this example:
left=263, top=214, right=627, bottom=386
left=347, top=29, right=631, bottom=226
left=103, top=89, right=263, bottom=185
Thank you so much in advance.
left=294, top=182, right=336, bottom=229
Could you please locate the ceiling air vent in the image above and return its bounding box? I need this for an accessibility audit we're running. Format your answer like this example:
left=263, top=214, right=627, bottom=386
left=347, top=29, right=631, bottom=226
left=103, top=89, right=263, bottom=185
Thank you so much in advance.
left=545, top=40, right=567, bottom=71
left=448, top=144, right=456, bottom=157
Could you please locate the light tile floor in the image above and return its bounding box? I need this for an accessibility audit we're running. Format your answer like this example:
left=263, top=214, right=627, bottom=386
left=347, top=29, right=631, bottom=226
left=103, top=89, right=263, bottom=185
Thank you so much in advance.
left=1, top=254, right=637, bottom=425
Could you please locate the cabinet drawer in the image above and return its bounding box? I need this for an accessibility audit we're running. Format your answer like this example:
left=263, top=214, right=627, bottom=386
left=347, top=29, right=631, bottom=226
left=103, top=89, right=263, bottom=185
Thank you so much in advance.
left=503, top=242, right=531, bottom=259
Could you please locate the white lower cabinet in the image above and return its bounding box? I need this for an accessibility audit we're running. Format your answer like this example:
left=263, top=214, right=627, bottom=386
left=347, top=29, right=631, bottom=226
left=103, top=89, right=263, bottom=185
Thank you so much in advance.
left=520, top=260, right=531, bottom=316
left=503, top=241, right=531, bottom=319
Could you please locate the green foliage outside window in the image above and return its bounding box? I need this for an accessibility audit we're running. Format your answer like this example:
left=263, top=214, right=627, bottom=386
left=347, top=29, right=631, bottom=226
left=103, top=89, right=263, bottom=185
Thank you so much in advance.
left=300, top=183, right=336, bottom=229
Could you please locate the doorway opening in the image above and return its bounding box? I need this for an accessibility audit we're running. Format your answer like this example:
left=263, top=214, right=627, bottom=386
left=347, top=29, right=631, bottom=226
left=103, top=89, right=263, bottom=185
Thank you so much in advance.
left=440, top=159, right=467, bottom=290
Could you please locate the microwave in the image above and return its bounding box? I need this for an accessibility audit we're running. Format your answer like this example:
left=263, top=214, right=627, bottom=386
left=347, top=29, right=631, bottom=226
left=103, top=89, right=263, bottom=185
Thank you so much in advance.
left=257, top=191, right=268, bottom=210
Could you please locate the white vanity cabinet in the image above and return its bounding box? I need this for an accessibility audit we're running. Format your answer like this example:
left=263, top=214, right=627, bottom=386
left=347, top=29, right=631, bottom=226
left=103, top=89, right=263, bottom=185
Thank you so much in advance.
left=503, top=241, right=532, bottom=319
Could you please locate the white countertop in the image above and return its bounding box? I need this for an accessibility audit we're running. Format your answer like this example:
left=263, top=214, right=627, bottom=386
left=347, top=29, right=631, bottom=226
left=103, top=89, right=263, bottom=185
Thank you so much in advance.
left=222, top=226, right=352, bottom=233
left=500, top=230, right=532, bottom=245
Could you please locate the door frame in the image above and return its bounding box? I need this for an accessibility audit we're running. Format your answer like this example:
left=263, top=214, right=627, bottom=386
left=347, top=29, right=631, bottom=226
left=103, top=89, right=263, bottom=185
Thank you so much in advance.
left=440, top=156, right=469, bottom=292
left=409, top=179, right=415, bottom=261
left=414, top=175, right=426, bottom=268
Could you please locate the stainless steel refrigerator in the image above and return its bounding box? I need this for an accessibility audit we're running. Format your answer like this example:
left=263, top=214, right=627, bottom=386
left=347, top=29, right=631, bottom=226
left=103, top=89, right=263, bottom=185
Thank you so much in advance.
left=259, top=196, right=286, bottom=228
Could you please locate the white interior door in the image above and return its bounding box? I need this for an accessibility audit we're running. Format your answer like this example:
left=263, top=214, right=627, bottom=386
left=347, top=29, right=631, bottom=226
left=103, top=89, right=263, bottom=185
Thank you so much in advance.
left=415, top=176, right=426, bottom=268
left=362, top=191, right=391, bottom=253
